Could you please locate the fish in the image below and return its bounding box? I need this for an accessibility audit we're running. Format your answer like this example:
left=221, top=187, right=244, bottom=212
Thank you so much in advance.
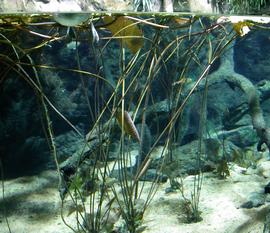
left=115, top=110, right=141, bottom=143
left=172, top=77, right=193, bottom=86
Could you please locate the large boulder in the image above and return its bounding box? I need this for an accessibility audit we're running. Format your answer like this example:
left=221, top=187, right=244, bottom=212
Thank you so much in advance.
left=234, top=29, right=270, bottom=83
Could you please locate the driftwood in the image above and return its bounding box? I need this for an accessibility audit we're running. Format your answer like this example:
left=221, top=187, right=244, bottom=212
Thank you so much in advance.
left=59, top=133, right=108, bottom=199
left=224, top=74, right=270, bottom=153
left=58, top=111, right=141, bottom=198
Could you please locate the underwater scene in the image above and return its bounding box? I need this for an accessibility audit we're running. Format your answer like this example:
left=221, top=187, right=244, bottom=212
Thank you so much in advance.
left=1, top=1, right=270, bottom=233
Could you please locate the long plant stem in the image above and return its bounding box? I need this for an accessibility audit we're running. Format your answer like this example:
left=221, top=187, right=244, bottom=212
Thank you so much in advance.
left=0, top=159, right=12, bottom=233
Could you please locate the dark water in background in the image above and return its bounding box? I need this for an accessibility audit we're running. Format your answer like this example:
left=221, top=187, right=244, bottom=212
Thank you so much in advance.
left=0, top=13, right=270, bottom=178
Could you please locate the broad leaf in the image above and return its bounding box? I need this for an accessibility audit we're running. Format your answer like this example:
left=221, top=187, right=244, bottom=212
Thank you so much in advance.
left=104, top=16, right=143, bottom=54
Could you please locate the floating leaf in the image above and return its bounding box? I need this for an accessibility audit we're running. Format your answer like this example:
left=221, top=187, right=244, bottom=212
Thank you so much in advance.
left=233, top=21, right=252, bottom=37
left=54, top=13, right=89, bottom=26
left=103, top=16, right=143, bottom=54
left=174, top=17, right=191, bottom=25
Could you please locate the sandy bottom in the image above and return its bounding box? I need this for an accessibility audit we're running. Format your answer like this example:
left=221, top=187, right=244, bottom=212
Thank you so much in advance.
left=144, top=169, right=268, bottom=233
left=0, top=162, right=269, bottom=233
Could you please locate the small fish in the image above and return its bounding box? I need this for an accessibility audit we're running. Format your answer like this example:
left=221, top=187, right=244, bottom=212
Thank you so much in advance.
left=115, top=110, right=140, bottom=143
left=172, top=77, right=192, bottom=86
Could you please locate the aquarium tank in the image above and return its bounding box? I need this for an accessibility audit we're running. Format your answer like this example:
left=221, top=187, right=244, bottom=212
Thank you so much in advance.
left=1, top=0, right=270, bottom=233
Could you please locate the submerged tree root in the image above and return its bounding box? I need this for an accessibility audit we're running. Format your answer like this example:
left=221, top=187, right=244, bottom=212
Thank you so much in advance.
left=224, top=73, right=270, bottom=154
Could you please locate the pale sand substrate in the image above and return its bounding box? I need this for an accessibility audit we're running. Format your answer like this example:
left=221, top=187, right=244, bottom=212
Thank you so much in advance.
left=0, top=162, right=269, bottom=233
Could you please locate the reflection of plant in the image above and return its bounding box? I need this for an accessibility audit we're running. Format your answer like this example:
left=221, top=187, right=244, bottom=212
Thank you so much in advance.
left=211, top=0, right=267, bottom=13
left=133, top=0, right=154, bottom=11
left=132, top=0, right=267, bottom=13
left=230, top=0, right=266, bottom=12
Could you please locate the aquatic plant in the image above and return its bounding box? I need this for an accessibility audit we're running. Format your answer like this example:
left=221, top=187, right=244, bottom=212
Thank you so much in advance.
left=0, top=158, right=11, bottom=233
left=231, top=147, right=259, bottom=168
left=216, top=156, right=230, bottom=178
left=1, top=11, right=269, bottom=233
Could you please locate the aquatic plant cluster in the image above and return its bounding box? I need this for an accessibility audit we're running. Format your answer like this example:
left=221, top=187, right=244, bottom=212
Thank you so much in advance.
left=1, top=11, right=270, bottom=233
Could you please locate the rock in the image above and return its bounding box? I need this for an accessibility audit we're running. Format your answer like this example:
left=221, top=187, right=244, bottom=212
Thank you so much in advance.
left=263, top=211, right=270, bottom=233
left=257, top=160, right=270, bottom=178
left=165, top=187, right=176, bottom=194
left=204, top=138, right=221, bottom=162
left=110, top=167, right=168, bottom=183
left=140, top=169, right=168, bottom=183
left=55, top=130, right=84, bottom=154
left=217, top=126, right=258, bottom=148
left=138, top=100, right=171, bottom=138
left=135, top=123, right=152, bottom=166
left=230, top=164, right=247, bottom=174
left=257, top=80, right=270, bottom=101
left=240, top=192, right=265, bottom=208
left=235, top=30, right=270, bottom=83
left=265, top=183, right=270, bottom=194
left=152, top=139, right=245, bottom=178
left=37, top=0, right=50, bottom=3
left=240, top=201, right=254, bottom=209
left=153, top=141, right=201, bottom=177
left=246, top=166, right=258, bottom=175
